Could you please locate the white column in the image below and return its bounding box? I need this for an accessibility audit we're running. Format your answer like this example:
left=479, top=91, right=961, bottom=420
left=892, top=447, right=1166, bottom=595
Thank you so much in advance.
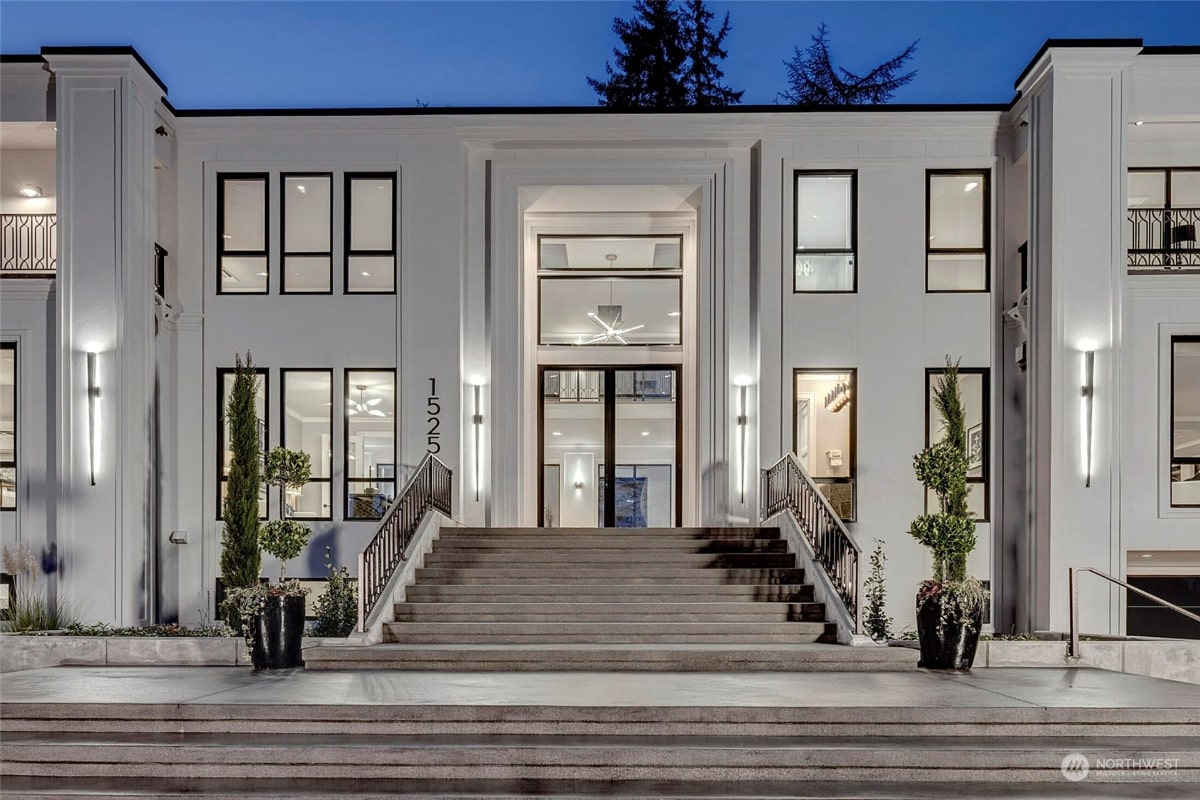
left=45, top=51, right=161, bottom=625
left=1020, top=46, right=1139, bottom=634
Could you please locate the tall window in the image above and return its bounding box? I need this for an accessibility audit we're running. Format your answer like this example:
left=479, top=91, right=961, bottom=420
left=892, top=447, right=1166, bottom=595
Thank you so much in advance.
left=217, top=367, right=268, bottom=520
left=1172, top=336, right=1200, bottom=508
left=794, top=171, right=856, bottom=292
left=281, top=174, right=333, bottom=293
left=345, top=369, right=396, bottom=519
left=925, top=367, right=989, bottom=521
left=793, top=369, right=856, bottom=521
left=0, top=344, right=15, bottom=510
left=927, top=170, right=989, bottom=292
left=217, top=174, right=269, bottom=294
left=345, top=173, right=396, bottom=293
left=281, top=370, right=333, bottom=520
left=538, top=235, right=683, bottom=346
left=1128, top=168, right=1200, bottom=271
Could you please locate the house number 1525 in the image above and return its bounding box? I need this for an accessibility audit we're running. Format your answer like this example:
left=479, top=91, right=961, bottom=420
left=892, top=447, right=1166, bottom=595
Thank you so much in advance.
left=426, top=378, right=441, bottom=454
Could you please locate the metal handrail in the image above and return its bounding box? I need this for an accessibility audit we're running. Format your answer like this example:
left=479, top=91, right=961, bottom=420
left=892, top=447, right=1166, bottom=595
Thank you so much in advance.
left=1068, top=566, right=1200, bottom=658
left=357, top=453, right=452, bottom=631
left=1, top=213, right=57, bottom=273
left=761, top=452, right=861, bottom=630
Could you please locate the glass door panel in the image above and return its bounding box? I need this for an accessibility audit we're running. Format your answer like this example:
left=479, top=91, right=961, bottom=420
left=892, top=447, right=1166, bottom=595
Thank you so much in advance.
left=542, top=370, right=605, bottom=528
left=613, top=370, right=677, bottom=527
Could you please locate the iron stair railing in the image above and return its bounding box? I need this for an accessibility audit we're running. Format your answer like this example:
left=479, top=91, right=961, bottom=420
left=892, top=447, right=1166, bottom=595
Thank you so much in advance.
left=1, top=213, right=56, bottom=274
left=357, top=452, right=452, bottom=631
left=762, top=452, right=861, bottom=631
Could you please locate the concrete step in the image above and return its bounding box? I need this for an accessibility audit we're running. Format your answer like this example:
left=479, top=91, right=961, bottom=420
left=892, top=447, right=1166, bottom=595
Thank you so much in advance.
left=392, top=601, right=828, bottom=623
left=414, top=568, right=806, bottom=584
left=422, top=552, right=797, bottom=568
left=404, top=583, right=816, bottom=602
left=382, top=621, right=838, bottom=644
left=432, top=538, right=790, bottom=552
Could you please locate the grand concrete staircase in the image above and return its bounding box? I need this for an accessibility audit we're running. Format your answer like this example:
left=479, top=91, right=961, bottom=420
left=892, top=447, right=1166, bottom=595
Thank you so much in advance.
left=306, top=526, right=915, bottom=671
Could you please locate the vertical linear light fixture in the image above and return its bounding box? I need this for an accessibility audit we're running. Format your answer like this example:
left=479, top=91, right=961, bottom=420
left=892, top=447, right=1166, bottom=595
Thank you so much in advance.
left=735, top=376, right=751, bottom=503
left=1080, top=344, right=1095, bottom=488
left=87, top=350, right=101, bottom=486
left=470, top=376, right=484, bottom=502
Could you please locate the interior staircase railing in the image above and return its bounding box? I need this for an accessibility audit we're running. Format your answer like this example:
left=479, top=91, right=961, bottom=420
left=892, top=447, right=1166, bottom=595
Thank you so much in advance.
left=762, top=452, right=861, bottom=631
left=358, top=452, right=452, bottom=631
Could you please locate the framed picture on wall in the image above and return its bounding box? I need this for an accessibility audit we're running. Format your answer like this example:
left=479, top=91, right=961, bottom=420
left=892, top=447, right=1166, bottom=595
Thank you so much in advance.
left=966, top=423, right=984, bottom=472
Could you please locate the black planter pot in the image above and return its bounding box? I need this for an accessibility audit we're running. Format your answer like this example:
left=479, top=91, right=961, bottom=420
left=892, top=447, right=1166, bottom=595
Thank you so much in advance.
left=916, top=591, right=982, bottom=670
left=249, top=594, right=306, bottom=670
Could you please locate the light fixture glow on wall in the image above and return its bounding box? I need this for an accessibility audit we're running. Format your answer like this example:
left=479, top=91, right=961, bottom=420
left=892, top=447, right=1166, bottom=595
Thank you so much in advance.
left=735, top=376, right=752, bottom=504
left=87, top=351, right=101, bottom=486
left=470, top=376, right=485, bottom=502
left=18, top=185, right=43, bottom=198
left=1080, top=346, right=1095, bottom=488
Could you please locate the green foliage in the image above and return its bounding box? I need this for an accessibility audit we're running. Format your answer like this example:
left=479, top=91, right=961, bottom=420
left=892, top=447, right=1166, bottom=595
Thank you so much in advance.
left=259, top=520, right=311, bottom=583
left=779, top=23, right=918, bottom=106
left=312, top=547, right=358, bottom=638
left=1, top=543, right=78, bottom=632
left=264, top=448, right=312, bottom=493
left=221, top=580, right=310, bottom=658
left=220, top=352, right=262, bottom=598
left=862, top=540, right=892, bottom=642
left=588, top=0, right=742, bottom=108
left=910, top=358, right=976, bottom=584
left=66, top=622, right=233, bottom=637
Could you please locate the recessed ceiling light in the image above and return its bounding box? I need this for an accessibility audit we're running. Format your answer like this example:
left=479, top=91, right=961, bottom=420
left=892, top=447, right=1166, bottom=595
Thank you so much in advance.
left=1140, top=553, right=1155, bottom=558
left=18, top=185, right=42, bottom=198
left=641, top=431, right=650, bottom=436
left=811, top=214, right=819, bottom=219
left=296, top=184, right=306, bottom=194
left=255, top=272, right=268, bottom=277
left=667, top=311, right=680, bottom=317
left=222, top=234, right=232, bottom=239
left=1134, top=120, right=1145, bottom=126
left=964, top=181, right=979, bottom=192
left=551, top=431, right=562, bottom=437
left=361, top=271, right=371, bottom=277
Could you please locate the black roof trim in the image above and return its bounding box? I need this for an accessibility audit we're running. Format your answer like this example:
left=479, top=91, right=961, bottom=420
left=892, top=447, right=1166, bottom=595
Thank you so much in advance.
left=1140, top=45, right=1200, bottom=55
left=172, top=102, right=1009, bottom=119
left=1014, top=37, right=1143, bottom=90
left=0, top=54, right=46, bottom=64
left=161, top=96, right=178, bottom=115
left=40, top=45, right=168, bottom=94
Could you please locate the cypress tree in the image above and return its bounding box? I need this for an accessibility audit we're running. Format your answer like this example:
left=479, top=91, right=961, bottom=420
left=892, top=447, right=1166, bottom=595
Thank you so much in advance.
left=220, top=352, right=262, bottom=589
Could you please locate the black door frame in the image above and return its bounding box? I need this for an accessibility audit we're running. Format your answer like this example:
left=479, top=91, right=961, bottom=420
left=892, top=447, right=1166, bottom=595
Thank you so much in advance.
left=538, top=364, right=683, bottom=528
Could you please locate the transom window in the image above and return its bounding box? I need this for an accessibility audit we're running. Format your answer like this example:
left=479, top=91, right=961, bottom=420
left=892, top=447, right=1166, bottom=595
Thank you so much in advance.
left=1171, top=336, right=1200, bottom=508
left=794, top=172, right=856, bottom=293
left=926, top=170, right=990, bottom=292
left=538, top=235, right=682, bottom=346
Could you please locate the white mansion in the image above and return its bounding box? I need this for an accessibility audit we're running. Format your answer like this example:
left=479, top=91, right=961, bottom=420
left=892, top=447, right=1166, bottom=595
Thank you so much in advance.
left=1, top=40, right=1198, bottom=639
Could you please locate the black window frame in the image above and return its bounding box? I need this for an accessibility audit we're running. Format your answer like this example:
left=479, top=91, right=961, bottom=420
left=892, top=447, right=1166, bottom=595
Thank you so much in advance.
left=343, top=367, right=397, bottom=520
left=216, top=173, right=270, bottom=296
left=924, top=366, right=990, bottom=522
left=926, top=169, right=991, bottom=294
left=216, top=366, right=269, bottom=521
left=1170, top=335, right=1200, bottom=509
left=792, top=368, right=857, bottom=522
left=1, top=342, right=16, bottom=511
left=280, top=368, right=334, bottom=522
left=343, top=172, right=397, bottom=295
left=793, top=170, right=858, bottom=294
left=280, top=172, right=334, bottom=295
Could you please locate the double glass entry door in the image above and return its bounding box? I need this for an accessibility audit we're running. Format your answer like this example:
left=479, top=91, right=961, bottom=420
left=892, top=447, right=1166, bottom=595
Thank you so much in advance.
left=540, top=367, right=680, bottom=528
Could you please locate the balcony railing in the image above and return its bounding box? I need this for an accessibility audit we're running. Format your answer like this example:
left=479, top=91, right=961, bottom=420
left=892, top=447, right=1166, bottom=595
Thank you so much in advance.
left=1128, top=207, right=1199, bottom=272
left=1, top=214, right=56, bottom=275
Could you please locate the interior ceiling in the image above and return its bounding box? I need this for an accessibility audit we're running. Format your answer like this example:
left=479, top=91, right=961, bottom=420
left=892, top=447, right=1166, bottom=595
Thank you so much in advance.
left=540, top=278, right=680, bottom=344
left=540, top=236, right=680, bottom=270
left=524, top=184, right=700, bottom=214
left=0, top=122, right=55, bottom=150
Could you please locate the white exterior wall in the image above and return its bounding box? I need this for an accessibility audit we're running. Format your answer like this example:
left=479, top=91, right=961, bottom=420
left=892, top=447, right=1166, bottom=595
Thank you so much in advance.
left=3, top=45, right=1198, bottom=634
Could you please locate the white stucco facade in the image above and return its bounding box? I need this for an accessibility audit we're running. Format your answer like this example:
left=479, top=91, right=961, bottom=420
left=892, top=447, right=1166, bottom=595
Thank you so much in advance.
left=1, top=42, right=1198, bottom=636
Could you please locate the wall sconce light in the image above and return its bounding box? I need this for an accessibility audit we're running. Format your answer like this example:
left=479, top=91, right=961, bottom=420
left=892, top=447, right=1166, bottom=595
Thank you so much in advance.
left=470, top=377, right=485, bottom=502
left=87, top=351, right=101, bottom=486
left=1080, top=347, right=1095, bottom=488
left=573, top=472, right=585, bottom=491
left=735, top=376, right=752, bottom=504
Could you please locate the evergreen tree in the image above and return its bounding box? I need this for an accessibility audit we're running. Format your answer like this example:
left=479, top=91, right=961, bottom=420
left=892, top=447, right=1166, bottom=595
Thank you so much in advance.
left=220, top=352, right=262, bottom=590
left=779, top=23, right=917, bottom=106
left=680, top=0, right=743, bottom=107
left=588, top=0, right=741, bottom=109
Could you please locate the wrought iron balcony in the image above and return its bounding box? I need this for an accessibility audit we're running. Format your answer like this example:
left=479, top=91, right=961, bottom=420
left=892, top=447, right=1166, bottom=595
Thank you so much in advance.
left=1, top=213, right=56, bottom=275
left=1128, top=207, right=1199, bottom=272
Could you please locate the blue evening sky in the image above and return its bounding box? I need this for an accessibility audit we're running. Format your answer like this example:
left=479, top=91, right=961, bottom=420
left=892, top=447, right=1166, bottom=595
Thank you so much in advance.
left=2, top=1, right=1197, bottom=109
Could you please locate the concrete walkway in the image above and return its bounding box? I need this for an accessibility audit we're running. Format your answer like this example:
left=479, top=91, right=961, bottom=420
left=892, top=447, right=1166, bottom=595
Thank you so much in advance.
left=2, top=664, right=1198, bottom=708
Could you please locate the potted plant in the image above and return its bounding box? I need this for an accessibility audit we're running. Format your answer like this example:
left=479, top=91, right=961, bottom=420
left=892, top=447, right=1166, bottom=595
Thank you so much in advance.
left=228, top=447, right=313, bottom=670
left=219, top=353, right=263, bottom=628
left=909, top=358, right=989, bottom=670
